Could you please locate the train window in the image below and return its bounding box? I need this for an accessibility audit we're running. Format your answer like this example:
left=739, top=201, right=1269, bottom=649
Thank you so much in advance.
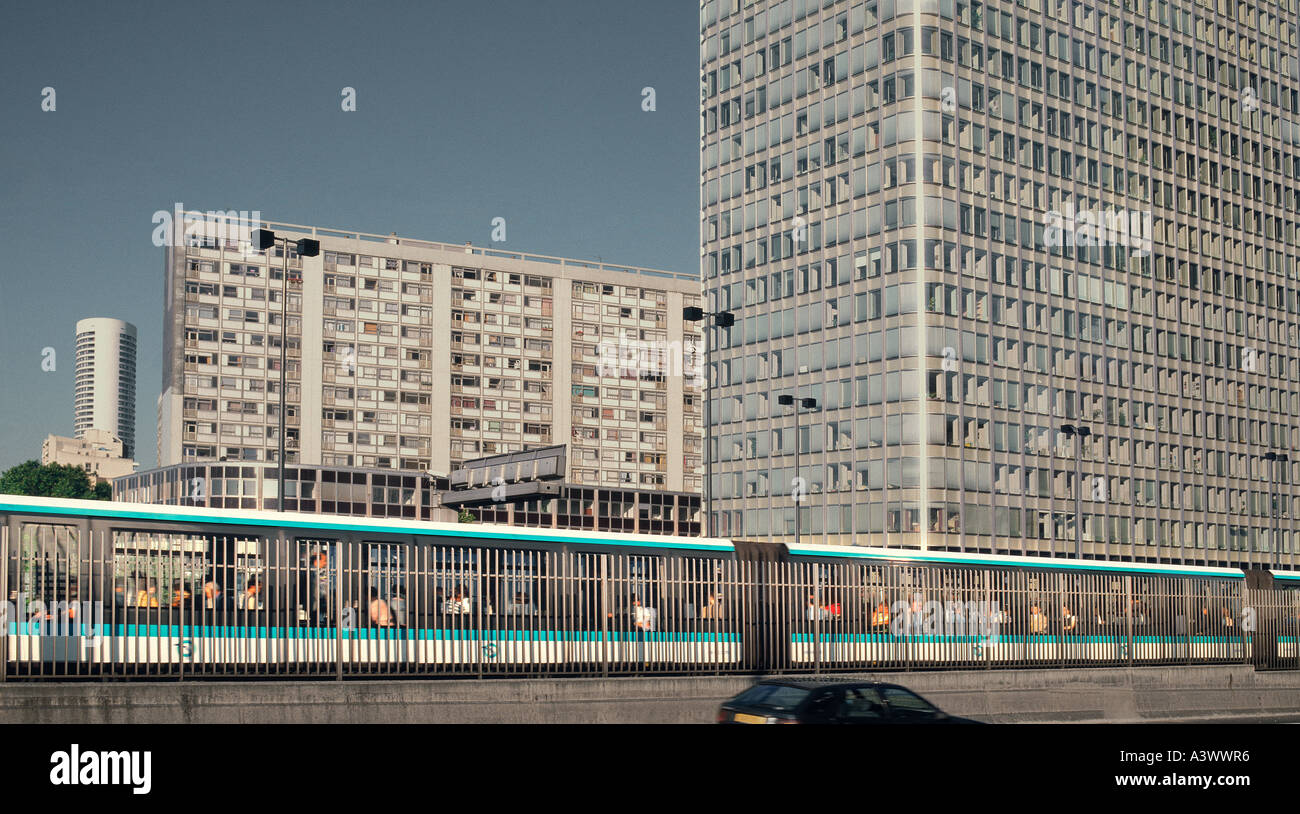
left=112, top=531, right=207, bottom=608
left=296, top=540, right=336, bottom=623
left=15, top=523, right=80, bottom=610
left=491, top=550, right=537, bottom=613
left=566, top=553, right=603, bottom=627
left=15, top=520, right=76, bottom=590
left=678, top=558, right=726, bottom=618
left=366, top=543, right=407, bottom=599
left=227, top=538, right=265, bottom=610
left=433, top=548, right=479, bottom=613
left=609, top=555, right=660, bottom=625
left=806, top=563, right=845, bottom=620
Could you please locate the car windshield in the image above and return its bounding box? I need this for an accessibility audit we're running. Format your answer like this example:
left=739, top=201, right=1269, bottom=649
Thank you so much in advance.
left=731, top=684, right=810, bottom=712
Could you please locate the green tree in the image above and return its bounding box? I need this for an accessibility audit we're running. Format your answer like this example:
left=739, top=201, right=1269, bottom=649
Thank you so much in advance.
left=457, top=508, right=477, bottom=523
left=0, top=460, right=111, bottom=500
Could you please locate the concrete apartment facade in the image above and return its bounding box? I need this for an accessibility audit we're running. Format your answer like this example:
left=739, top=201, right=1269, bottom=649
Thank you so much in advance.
left=701, top=0, right=1300, bottom=567
left=74, top=318, right=137, bottom=459
left=157, top=218, right=704, bottom=494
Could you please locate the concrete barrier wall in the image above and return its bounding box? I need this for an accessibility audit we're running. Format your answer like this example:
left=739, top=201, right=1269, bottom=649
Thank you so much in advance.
left=2, top=666, right=1299, bottom=724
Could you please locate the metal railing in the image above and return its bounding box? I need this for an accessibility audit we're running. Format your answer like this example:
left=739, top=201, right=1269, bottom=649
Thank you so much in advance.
left=2, top=527, right=1296, bottom=680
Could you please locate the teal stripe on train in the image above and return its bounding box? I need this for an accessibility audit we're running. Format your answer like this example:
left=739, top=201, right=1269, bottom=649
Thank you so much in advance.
left=784, top=545, right=1249, bottom=579
left=5, top=623, right=738, bottom=643
left=8, top=623, right=1280, bottom=646
left=791, top=633, right=1249, bottom=644
left=8, top=623, right=1281, bottom=646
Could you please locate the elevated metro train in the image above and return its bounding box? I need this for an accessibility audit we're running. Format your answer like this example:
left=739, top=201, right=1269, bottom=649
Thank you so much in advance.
left=1, top=494, right=1297, bottom=678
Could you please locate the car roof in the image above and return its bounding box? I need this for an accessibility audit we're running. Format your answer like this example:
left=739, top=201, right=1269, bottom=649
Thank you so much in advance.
left=751, top=678, right=908, bottom=692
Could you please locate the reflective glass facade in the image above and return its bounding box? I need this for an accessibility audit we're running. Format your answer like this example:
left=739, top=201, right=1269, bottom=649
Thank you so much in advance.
left=701, top=0, right=1300, bottom=566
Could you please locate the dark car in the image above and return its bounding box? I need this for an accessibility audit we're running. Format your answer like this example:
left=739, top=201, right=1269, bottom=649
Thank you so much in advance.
left=717, top=679, right=980, bottom=724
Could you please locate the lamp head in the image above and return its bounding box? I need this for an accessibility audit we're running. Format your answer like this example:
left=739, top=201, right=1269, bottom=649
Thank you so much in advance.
left=252, top=229, right=277, bottom=251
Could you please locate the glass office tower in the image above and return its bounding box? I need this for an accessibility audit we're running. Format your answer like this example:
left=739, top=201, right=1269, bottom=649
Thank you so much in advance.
left=700, top=0, right=1300, bottom=566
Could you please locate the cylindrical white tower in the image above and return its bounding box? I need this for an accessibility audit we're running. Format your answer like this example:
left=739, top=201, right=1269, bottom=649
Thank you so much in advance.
left=74, top=318, right=138, bottom=459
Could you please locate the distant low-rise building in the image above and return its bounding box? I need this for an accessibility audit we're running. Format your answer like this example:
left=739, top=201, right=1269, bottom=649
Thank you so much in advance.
left=42, top=429, right=137, bottom=484
left=113, top=462, right=448, bottom=520
left=113, top=459, right=702, bottom=536
left=442, top=445, right=702, bottom=534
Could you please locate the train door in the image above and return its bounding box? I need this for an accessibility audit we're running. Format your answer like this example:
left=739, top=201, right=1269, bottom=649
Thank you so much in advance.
left=7, top=522, right=88, bottom=677
left=731, top=541, right=789, bottom=672
left=666, top=556, right=730, bottom=673
left=274, top=538, right=339, bottom=675
left=1056, top=573, right=1087, bottom=666
left=605, top=553, right=661, bottom=667
left=481, top=548, right=539, bottom=674
left=353, top=541, right=409, bottom=674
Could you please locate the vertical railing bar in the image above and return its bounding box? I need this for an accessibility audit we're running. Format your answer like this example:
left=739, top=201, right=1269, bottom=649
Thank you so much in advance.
left=3, top=524, right=10, bottom=684
left=334, top=540, right=343, bottom=681
left=1125, top=574, right=1134, bottom=667
left=599, top=554, right=609, bottom=677
left=177, top=530, right=185, bottom=683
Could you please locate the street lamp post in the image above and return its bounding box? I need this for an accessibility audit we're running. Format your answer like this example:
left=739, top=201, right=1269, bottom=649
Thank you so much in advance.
left=1060, top=423, right=1091, bottom=559
left=779, top=394, right=819, bottom=548
left=253, top=229, right=320, bottom=510
left=1264, top=452, right=1289, bottom=555
left=683, top=305, right=734, bottom=538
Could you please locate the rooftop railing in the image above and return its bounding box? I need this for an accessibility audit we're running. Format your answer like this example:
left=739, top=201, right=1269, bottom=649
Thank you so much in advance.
left=181, top=212, right=698, bottom=283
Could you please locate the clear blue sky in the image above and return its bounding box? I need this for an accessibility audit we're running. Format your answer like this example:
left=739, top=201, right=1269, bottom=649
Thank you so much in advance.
left=0, top=0, right=699, bottom=471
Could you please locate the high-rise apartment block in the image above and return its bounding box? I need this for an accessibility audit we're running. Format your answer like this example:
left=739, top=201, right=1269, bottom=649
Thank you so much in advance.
left=158, top=218, right=703, bottom=493
left=74, top=317, right=138, bottom=459
left=701, top=0, right=1300, bottom=566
